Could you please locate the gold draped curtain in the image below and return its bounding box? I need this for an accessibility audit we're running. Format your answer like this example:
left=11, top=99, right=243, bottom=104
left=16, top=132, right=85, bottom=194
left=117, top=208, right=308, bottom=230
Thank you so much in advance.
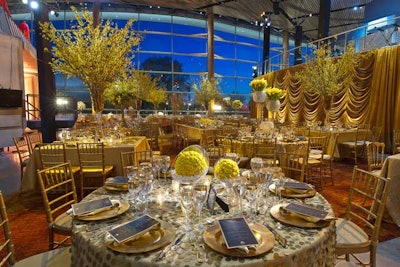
left=251, top=45, right=400, bottom=152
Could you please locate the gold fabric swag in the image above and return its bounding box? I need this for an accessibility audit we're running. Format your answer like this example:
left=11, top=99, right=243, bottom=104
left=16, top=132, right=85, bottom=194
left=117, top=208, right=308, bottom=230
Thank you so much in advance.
left=253, top=45, right=400, bottom=152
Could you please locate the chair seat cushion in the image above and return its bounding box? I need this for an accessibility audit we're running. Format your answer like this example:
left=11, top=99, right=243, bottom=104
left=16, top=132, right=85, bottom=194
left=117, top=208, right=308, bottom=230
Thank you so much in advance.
left=81, top=166, right=114, bottom=174
left=336, top=218, right=370, bottom=250
left=53, top=212, right=73, bottom=233
left=15, top=246, right=71, bottom=267
left=340, top=141, right=365, bottom=147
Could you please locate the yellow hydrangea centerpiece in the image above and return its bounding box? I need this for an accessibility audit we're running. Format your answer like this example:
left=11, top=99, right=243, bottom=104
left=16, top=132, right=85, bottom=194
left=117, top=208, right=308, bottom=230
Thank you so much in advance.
left=174, top=150, right=208, bottom=177
left=265, top=87, right=285, bottom=101
left=232, top=99, right=243, bottom=110
left=249, top=78, right=267, bottom=92
left=214, top=159, right=239, bottom=180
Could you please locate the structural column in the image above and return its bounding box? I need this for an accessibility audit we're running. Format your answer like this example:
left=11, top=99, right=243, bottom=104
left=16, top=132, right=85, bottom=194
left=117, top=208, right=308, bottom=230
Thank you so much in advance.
left=282, top=30, right=289, bottom=68
left=207, top=7, right=215, bottom=115
left=262, top=25, right=271, bottom=74
left=34, top=4, right=56, bottom=142
left=318, top=0, right=331, bottom=39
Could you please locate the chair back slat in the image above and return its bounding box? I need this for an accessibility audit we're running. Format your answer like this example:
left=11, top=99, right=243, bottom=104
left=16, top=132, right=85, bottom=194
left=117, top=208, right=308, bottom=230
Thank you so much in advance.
left=346, top=167, right=391, bottom=241
left=38, top=142, right=67, bottom=169
left=0, top=191, right=16, bottom=266
left=26, top=132, right=43, bottom=155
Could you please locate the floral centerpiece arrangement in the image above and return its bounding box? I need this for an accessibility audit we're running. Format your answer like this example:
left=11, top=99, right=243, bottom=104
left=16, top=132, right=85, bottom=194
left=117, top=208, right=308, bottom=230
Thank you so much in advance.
left=77, top=101, right=86, bottom=111
left=231, top=100, right=243, bottom=110
left=198, top=117, right=216, bottom=127
left=249, top=78, right=267, bottom=92
left=266, top=87, right=285, bottom=100
left=174, top=145, right=209, bottom=178
left=214, top=159, right=240, bottom=180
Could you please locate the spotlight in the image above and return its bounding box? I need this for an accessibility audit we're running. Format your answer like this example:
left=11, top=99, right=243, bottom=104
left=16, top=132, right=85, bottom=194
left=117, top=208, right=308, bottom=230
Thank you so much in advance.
left=252, top=66, right=258, bottom=78
left=50, top=10, right=55, bottom=15
left=30, top=0, right=39, bottom=9
left=21, top=0, right=28, bottom=4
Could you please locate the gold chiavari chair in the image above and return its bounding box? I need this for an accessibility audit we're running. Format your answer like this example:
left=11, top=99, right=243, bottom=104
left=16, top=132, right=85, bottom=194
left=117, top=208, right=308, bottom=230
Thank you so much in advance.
left=25, top=131, right=42, bottom=155
left=252, top=137, right=278, bottom=167
left=336, top=167, right=391, bottom=267
left=37, top=162, right=78, bottom=250
left=393, top=129, right=400, bottom=154
left=120, top=150, right=153, bottom=175
left=12, top=136, right=30, bottom=183
left=76, top=142, right=114, bottom=199
left=37, top=142, right=81, bottom=175
left=339, top=125, right=370, bottom=164
left=306, top=135, right=329, bottom=190
left=278, top=143, right=308, bottom=182
left=0, top=190, right=71, bottom=266
left=366, top=142, right=385, bottom=174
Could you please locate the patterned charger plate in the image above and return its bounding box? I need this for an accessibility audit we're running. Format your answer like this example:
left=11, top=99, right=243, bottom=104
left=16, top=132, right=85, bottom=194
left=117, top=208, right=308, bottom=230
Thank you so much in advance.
left=203, top=223, right=275, bottom=258
left=105, top=221, right=175, bottom=253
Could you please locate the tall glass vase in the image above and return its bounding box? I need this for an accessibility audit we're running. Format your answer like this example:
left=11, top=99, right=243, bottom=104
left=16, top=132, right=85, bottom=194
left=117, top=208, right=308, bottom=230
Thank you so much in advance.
left=252, top=91, right=266, bottom=122
left=266, top=99, right=280, bottom=122
left=94, top=111, right=103, bottom=142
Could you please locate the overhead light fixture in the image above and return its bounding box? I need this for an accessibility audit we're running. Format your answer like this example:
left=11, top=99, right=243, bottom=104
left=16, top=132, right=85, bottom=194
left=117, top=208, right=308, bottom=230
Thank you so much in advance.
left=30, top=0, right=39, bottom=9
left=21, top=0, right=28, bottom=4
left=50, top=10, right=55, bottom=15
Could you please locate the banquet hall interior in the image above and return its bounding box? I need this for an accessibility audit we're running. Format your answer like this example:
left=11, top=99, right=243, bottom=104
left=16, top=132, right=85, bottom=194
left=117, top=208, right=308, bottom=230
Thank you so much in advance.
left=1, top=0, right=400, bottom=266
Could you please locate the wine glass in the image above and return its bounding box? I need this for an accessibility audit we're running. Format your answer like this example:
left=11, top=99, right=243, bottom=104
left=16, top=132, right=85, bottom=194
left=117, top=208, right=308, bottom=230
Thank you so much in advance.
left=179, top=184, right=195, bottom=232
left=159, top=155, right=170, bottom=179
left=250, top=157, right=264, bottom=180
left=152, top=155, right=161, bottom=179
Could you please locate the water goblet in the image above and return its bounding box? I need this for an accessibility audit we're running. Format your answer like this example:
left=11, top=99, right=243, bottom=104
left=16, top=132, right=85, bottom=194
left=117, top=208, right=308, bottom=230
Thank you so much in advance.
left=137, top=167, right=154, bottom=214
left=152, top=155, right=161, bottom=179
left=179, top=184, right=195, bottom=232
left=159, top=155, right=170, bottom=179
left=126, top=166, right=139, bottom=207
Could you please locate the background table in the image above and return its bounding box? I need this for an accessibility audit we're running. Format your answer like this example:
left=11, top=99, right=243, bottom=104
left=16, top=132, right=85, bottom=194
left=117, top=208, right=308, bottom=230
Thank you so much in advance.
left=380, top=153, right=400, bottom=226
left=21, top=136, right=150, bottom=192
left=71, top=179, right=335, bottom=267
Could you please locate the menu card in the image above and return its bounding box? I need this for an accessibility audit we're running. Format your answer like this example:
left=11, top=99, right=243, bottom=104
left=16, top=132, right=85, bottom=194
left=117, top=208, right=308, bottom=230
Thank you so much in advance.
left=105, top=176, right=129, bottom=185
left=283, top=203, right=328, bottom=220
left=217, top=218, right=259, bottom=249
left=283, top=182, right=311, bottom=192
left=107, top=214, right=161, bottom=243
left=72, top=197, right=113, bottom=216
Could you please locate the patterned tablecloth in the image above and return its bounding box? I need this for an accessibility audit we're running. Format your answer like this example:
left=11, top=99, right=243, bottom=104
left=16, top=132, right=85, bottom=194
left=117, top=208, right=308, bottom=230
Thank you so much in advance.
left=71, top=179, right=335, bottom=267
left=22, top=136, right=150, bottom=192
left=380, top=153, right=400, bottom=226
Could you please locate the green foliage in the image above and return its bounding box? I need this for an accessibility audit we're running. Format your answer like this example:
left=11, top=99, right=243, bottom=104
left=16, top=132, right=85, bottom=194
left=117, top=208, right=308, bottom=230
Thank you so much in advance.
left=40, top=6, right=141, bottom=112
left=295, top=43, right=369, bottom=97
left=193, top=76, right=222, bottom=110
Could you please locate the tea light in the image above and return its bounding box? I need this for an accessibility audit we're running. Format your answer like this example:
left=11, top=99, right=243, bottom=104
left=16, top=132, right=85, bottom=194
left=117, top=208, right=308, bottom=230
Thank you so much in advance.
left=156, top=191, right=165, bottom=205
left=172, top=180, right=180, bottom=192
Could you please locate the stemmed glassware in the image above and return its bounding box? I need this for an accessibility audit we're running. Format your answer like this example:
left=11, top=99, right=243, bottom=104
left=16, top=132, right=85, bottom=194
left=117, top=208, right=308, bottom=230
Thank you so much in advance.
left=179, top=183, right=195, bottom=232
left=152, top=155, right=161, bottom=179
left=250, top=157, right=264, bottom=181
left=126, top=166, right=139, bottom=207
left=137, top=162, right=154, bottom=214
left=159, top=155, right=170, bottom=180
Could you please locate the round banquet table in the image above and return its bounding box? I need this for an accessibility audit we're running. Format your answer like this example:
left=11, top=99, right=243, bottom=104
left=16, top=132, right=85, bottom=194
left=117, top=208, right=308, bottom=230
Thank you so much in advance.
left=71, top=179, right=335, bottom=267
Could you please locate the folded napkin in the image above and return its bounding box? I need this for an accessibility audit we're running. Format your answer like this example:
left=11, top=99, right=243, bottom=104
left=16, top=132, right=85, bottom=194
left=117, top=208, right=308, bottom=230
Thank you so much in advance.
left=280, top=203, right=334, bottom=223
left=68, top=199, right=120, bottom=217
left=283, top=182, right=311, bottom=194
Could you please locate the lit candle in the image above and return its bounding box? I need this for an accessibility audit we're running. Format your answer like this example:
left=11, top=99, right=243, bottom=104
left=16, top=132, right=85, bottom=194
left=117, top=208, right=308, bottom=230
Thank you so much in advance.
left=172, top=180, right=180, bottom=192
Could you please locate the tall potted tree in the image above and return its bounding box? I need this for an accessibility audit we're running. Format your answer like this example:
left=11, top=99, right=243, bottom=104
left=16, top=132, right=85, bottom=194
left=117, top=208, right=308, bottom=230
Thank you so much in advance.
left=40, top=6, right=141, bottom=115
left=193, top=76, right=222, bottom=116
left=295, top=43, right=369, bottom=125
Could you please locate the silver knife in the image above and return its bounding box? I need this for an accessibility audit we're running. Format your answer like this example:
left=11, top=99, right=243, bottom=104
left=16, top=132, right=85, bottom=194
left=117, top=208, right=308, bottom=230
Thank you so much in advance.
left=264, top=223, right=287, bottom=248
left=157, top=233, right=185, bottom=260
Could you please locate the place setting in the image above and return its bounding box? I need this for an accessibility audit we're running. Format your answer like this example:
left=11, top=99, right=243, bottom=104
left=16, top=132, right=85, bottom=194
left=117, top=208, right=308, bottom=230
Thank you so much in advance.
left=70, top=196, right=130, bottom=221
left=269, top=181, right=316, bottom=198
left=270, top=202, right=336, bottom=228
